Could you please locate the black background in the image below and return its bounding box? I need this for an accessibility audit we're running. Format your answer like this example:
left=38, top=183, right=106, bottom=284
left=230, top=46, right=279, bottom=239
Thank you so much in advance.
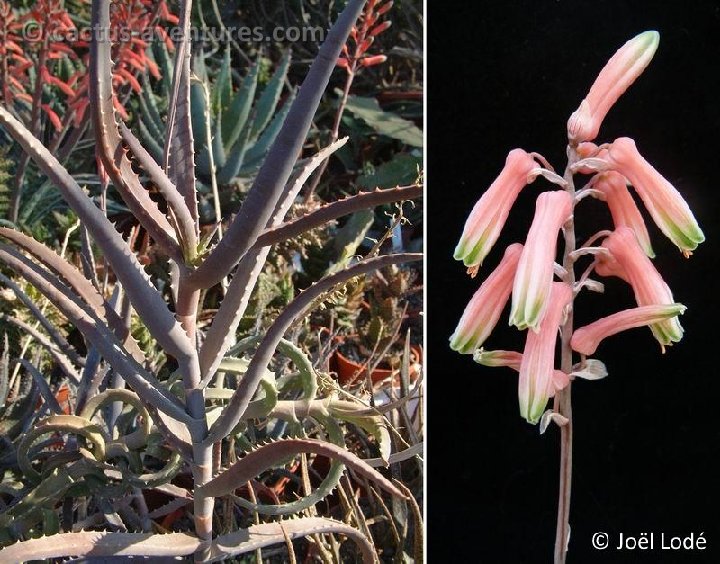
left=428, top=1, right=720, bottom=562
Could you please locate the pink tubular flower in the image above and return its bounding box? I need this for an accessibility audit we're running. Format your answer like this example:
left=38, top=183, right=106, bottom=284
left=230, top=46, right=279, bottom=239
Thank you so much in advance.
left=572, top=303, right=686, bottom=355
left=605, top=137, right=705, bottom=255
left=474, top=348, right=569, bottom=394
left=449, top=244, right=523, bottom=354
left=454, top=149, right=540, bottom=268
left=518, top=282, right=573, bottom=424
left=510, top=190, right=573, bottom=331
left=595, top=171, right=655, bottom=257
left=567, top=30, right=659, bottom=143
left=601, top=227, right=684, bottom=346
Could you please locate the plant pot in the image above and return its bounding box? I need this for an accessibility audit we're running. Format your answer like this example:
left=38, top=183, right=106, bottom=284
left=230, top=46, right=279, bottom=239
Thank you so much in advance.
left=331, top=345, right=422, bottom=388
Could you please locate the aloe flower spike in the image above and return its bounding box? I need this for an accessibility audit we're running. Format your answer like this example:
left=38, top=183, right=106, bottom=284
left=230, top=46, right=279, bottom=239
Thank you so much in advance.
left=450, top=243, right=523, bottom=354
left=454, top=149, right=540, bottom=268
left=572, top=304, right=686, bottom=356
left=568, top=30, right=659, bottom=143
left=510, top=190, right=573, bottom=331
left=518, top=282, right=573, bottom=424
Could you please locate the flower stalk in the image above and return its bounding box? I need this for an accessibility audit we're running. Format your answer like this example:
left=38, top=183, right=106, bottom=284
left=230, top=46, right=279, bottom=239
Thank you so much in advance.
left=554, top=146, right=578, bottom=564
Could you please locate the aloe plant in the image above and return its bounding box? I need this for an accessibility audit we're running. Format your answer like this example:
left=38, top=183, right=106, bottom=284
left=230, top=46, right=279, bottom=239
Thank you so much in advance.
left=139, top=43, right=295, bottom=188
left=0, top=0, right=423, bottom=561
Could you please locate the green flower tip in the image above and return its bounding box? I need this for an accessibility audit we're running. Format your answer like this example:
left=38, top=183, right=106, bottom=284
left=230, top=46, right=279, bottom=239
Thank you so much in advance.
left=524, top=404, right=545, bottom=425
left=524, top=299, right=546, bottom=332
left=454, top=231, right=492, bottom=267
left=638, top=30, right=660, bottom=51
left=449, top=332, right=465, bottom=353
left=452, top=242, right=466, bottom=262
left=672, top=223, right=705, bottom=254
left=642, top=30, right=660, bottom=45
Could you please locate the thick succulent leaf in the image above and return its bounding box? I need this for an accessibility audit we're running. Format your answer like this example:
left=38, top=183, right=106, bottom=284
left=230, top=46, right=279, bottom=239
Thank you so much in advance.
left=210, top=518, right=377, bottom=563
left=89, top=0, right=182, bottom=263
left=198, top=247, right=270, bottom=382
left=272, top=138, right=348, bottom=224
left=79, top=227, right=99, bottom=288
left=0, top=228, right=104, bottom=316
left=241, top=89, right=296, bottom=171
left=76, top=346, right=105, bottom=413
left=140, top=74, right=165, bottom=141
left=212, top=110, right=226, bottom=170
left=17, top=414, right=108, bottom=483
left=330, top=404, right=392, bottom=464
left=255, top=184, right=423, bottom=248
left=190, top=58, right=208, bottom=151
left=79, top=389, right=151, bottom=450
left=119, top=123, right=196, bottom=254
left=358, top=151, right=424, bottom=190
left=328, top=209, right=375, bottom=274
left=212, top=46, right=233, bottom=116
left=0, top=373, right=38, bottom=440
left=163, top=0, right=198, bottom=228
left=136, top=117, right=164, bottom=162
left=248, top=51, right=291, bottom=141
left=0, top=531, right=202, bottom=560
left=221, top=62, right=259, bottom=150
left=231, top=415, right=346, bottom=516
left=0, top=467, right=76, bottom=545
left=152, top=36, right=174, bottom=98
left=275, top=339, right=318, bottom=400
left=0, top=520, right=376, bottom=563
left=215, top=122, right=251, bottom=185
left=344, top=94, right=423, bottom=148
left=200, top=438, right=405, bottom=499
